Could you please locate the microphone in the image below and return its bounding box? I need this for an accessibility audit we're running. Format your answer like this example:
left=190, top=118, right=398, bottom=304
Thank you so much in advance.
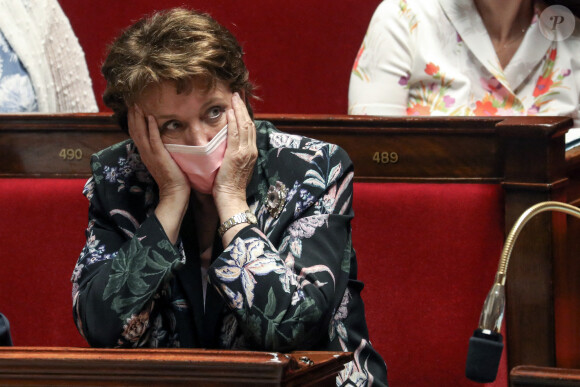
left=465, top=275, right=505, bottom=383
left=466, top=201, right=580, bottom=383
left=466, top=329, right=503, bottom=383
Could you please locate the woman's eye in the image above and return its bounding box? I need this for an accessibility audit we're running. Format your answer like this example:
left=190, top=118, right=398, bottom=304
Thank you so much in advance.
left=206, top=106, right=224, bottom=121
left=162, top=120, right=182, bottom=131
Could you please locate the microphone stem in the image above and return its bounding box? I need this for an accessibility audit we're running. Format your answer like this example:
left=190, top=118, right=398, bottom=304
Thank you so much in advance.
left=480, top=201, right=580, bottom=333
left=469, top=201, right=580, bottom=382
left=496, top=201, right=580, bottom=285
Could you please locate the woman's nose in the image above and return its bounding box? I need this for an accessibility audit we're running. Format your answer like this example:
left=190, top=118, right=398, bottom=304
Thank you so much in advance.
left=185, top=125, right=211, bottom=146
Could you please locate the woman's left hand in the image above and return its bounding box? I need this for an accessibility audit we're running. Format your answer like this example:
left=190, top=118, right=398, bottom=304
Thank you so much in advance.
left=212, top=92, right=258, bottom=233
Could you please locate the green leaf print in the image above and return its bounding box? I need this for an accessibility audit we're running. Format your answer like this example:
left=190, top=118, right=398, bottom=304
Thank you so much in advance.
left=156, top=239, right=175, bottom=253
left=264, top=287, right=277, bottom=317
left=111, top=295, right=147, bottom=315
left=103, top=243, right=136, bottom=300
left=341, top=238, right=352, bottom=273
left=291, top=322, right=305, bottom=341
left=147, top=250, right=172, bottom=271
left=266, top=320, right=275, bottom=348
left=289, top=297, right=320, bottom=323
left=126, top=275, right=149, bottom=295
left=103, top=238, right=149, bottom=300
left=246, top=314, right=263, bottom=345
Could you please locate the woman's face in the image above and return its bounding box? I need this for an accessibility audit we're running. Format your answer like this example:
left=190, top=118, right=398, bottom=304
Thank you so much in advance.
left=136, top=80, right=234, bottom=145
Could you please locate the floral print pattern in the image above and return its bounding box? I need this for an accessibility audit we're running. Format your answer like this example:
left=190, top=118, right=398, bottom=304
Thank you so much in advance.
left=405, top=62, right=461, bottom=115
left=71, top=120, right=388, bottom=386
left=349, top=0, right=580, bottom=135
left=215, top=236, right=285, bottom=308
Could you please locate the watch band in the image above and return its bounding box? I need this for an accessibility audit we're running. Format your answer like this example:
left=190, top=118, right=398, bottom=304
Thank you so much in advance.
left=218, top=210, right=257, bottom=238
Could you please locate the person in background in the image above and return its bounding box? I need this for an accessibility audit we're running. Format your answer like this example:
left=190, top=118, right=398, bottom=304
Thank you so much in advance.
left=348, top=0, right=580, bottom=148
left=0, top=313, right=12, bottom=346
left=0, top=0, right=97, bottom=112
left=71, top=8, right=388, bottom=386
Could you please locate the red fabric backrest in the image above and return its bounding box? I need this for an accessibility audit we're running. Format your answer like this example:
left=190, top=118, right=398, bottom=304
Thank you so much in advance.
left=0, top=178, right=88, bottom=347
left=57, top=0, right=381, bottom=114
left=352, top=182, right=507, bottom=386
left=0, top=179, right=508, bottom=385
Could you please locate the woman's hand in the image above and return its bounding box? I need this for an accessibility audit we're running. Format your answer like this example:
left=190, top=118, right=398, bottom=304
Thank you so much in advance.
left=213, top=93, right=258, bottom=242
left=128, top=105, right=190, bottom=243
left=128, top=105, right=190, bottom=197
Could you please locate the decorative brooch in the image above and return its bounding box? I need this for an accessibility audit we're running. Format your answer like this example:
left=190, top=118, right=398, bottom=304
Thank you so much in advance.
left=265, top=181, right=288, bottom=219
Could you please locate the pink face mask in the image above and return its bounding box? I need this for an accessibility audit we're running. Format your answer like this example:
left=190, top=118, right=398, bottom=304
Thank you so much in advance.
left=164, top=125, right=228, bottom=194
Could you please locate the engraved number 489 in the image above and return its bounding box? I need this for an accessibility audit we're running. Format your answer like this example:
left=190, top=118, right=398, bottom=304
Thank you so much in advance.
left=373, top=151, right=398, bottom=164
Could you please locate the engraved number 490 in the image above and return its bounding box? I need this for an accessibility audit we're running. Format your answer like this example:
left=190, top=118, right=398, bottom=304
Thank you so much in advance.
left=59, top=148, right=83, bottom=161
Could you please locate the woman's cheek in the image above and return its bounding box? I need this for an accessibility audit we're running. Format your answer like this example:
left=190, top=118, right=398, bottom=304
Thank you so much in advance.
left=161, top=133, right=182, bottom=145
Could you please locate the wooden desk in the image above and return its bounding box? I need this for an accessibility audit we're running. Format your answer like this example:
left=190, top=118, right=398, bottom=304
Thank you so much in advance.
left=511, top=365, right=580, bottom=386
left=0, top=347, right=351, bottom=386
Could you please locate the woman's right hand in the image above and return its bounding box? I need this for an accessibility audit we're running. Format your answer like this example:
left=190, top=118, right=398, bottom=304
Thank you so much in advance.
left=128, top=105, right=190, bottom=243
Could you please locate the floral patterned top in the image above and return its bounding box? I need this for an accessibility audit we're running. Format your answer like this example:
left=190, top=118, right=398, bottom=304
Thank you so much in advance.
left=0, top=30, right=37, bottom=112
left=348, top=0, right=580, bottom=147
left=71, top=120, right=388, bottom=386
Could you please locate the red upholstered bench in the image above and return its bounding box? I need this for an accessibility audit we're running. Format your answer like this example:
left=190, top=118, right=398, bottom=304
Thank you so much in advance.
left=0, top=178, right=508, bottom=386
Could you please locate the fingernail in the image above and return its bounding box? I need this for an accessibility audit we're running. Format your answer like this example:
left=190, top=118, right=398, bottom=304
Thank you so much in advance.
left=233, top=92, right=240, bottom=101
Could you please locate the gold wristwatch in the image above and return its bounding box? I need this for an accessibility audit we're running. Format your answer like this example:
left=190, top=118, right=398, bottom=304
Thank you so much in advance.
left=218, top=210, right=258, bottom=237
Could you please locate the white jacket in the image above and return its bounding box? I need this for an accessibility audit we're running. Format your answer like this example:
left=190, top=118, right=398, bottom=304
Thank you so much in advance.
left=0, top=0, right=97, bottom=112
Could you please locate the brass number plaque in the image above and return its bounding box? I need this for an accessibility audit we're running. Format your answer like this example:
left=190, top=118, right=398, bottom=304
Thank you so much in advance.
left=372, top=151, right=399, bottom=164
left=59, top=148, right=83, bottom=161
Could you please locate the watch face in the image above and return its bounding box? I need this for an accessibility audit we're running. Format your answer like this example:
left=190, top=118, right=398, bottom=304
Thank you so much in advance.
left=247, top=212, right=257, bottom=224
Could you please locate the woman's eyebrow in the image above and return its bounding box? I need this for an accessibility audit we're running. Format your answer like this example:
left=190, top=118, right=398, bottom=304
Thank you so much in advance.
left=200, top=96, right=226, bottom=111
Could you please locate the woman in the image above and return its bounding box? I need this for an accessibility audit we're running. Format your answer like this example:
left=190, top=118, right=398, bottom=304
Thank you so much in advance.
left=348, top=0, right=580, bottom=148
left=71, top=8, right=387, bottom=386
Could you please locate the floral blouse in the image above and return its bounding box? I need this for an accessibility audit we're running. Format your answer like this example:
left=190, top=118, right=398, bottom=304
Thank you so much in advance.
left=71, top=120, right=388, bottom=386
left=348, top=0, right=580, bottom=147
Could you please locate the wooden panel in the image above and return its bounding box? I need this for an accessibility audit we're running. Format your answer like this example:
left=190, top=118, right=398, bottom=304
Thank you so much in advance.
left=497, top=117, right=570, bottom=370
left=0, top=114, right=569, bottom=182
left=557, top=148, right=580, bottom=368
left=0, top=113, right=506, bottom=181
left=268, top=114, right=505, bottom=182
left=0, top=347, right=351, bottom=386
left=0, top=114, right=125, bottom=178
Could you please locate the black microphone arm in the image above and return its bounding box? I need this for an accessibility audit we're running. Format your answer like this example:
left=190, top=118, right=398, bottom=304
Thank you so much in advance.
left=466, top=201, right=580, bottom=383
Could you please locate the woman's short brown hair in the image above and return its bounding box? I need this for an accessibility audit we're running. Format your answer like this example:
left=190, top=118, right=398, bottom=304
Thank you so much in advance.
left=102, top=8, right=255, bottom=132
